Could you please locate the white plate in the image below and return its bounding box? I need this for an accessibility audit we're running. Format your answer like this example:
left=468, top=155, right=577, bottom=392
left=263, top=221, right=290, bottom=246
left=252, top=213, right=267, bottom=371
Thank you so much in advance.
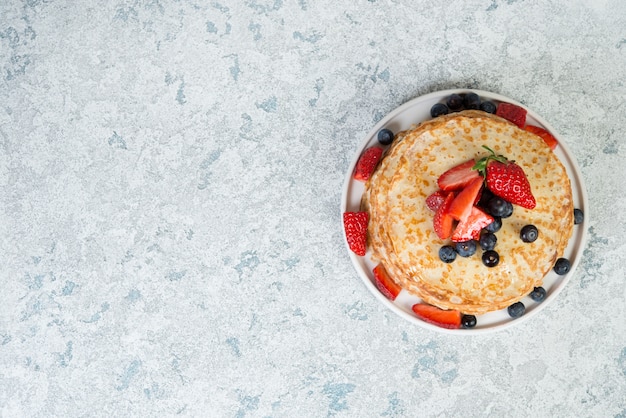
left=341, top=89, right=589, bottom=334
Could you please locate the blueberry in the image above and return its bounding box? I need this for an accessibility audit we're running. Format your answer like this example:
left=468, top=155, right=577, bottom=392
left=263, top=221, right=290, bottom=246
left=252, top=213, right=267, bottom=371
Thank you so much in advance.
left=478, top=188, right=494, bottom=209
left=479, top=101, right=497, bottom=114
left=507, top=302, right=525, bottom=318
left=463, top=92, right=481, bottom=110
left=485, top=216, right=502, bottom=233
left=482, top=250, right=499, bottom=267
left=479, top=232, right=497, bottom=251
left=553, top=258, right=571, bottom=275
left=446, top=94, right=464, bottom=111
left=530, top=286, right=547, bottom=302
left=377, top=128, right=394, bottom=146
left=461, top=314, right=477, bottom=328
left=487, top=197, right=513, bottom=218
left=430, top=103, right=449, bottom=118
left=520, top=225, right=539, bottom=243
left=455, top=240, right=477, bottom=257
left=574, top=208, right=584, bottom=225
left=439, top=245, right=457, bottom=263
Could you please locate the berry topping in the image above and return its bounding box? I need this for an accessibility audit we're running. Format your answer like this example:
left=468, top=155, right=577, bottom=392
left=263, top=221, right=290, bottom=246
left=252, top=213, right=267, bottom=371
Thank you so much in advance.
left=433, top=192, right=456, bottom=240
left=484, top=216, right=502, bottom=233
left=553, top=258, right=571, bottom=275
left=529, top=286, right=547, bottom=302
left=481, top=250, right=499, bottom=267
left=439, top=245, right=457, bottom=263
left=520, top=224, right=539, bottom=243
left=353, top=147, right=384, bottom=182
left=463, top=92, right=481, bottom=110
left=486, top=196, right=513, bottom=218
left=448, top=177, right=484, bottom=222
left=507, top=301, right=525, bottom=318
left=426, top=190, right=447, bottom=212
left=474, top=146, right=536, bottom=210
left=479, top=101, right=497, bottom=114
left=430, top=103, right=449, bottom=118
left=437, top=160, right=482, bottom=191
left=574, top=208, right=584, bottom=225
left=496, top=102, right=527, bottom=128
left=479, top=232, right=497, bottom=251
left=377, top=128, right=395, bottom=146
left=461, top=314, right=477, bottom=329
left=412, top=303, right=461, bottom=329
left=446, top=94, right=464, bottom=110
left=372, top=263, right=401, bottom=301
left=451, top=206, right=493, bottom=242
left=455, top=240, right=477, bottom=257
left=524, top=125, right=558, bottom=150
left=343, top=212, right=369, bottom=256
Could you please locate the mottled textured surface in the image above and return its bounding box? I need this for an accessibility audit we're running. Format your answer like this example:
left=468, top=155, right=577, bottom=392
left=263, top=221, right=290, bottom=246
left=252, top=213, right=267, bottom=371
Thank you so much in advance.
left=1, top=0, right=625, bottom=416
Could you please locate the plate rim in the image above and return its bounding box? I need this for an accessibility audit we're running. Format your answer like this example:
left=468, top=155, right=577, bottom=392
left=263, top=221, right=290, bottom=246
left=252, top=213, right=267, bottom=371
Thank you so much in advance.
left=340, top=88, right=589, bottom=335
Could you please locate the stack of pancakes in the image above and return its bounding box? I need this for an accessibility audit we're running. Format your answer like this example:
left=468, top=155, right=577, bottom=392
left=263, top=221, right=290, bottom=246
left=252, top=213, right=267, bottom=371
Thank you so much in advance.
left=362, top=110, right=573, bottom=314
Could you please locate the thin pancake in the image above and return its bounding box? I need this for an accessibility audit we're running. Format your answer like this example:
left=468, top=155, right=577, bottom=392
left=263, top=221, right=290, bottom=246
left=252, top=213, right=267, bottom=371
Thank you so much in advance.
left=362, top=110, right=573, bottom=314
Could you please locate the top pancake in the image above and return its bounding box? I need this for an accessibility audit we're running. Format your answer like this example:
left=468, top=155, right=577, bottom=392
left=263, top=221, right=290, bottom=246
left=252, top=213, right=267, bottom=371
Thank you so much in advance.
left=362, top=110, right=574, bottom=314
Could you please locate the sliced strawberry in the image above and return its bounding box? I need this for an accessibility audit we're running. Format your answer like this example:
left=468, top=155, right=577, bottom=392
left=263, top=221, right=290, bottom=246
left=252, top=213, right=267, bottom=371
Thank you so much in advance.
left=412, top=303, right=461, bottom=329
left=373, top=263, right=401, bottom=301
left=448, top=177, right=484, bottom=222
left=353, top=147, right=384, bottom=182
left=343, top=212, right=369, bottom=256
left=486, top=160, right=536, bottom=209
left=524, top=125, right=558, bottom=150
left=451, top=206, right=494, bottom=242
left=437, top=160, right=481, bottom=191
left=425, top=190, right=447, bottom=212
left=496, top=102, right=527, bottom=128
left=433, top=192, right=455, bottom=240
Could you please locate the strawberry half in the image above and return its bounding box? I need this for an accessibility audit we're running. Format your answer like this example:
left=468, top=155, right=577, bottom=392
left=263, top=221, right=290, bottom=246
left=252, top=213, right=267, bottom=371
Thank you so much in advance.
left=412, top=303, right=461, bottom=329
left=437, top=160, right=481, bottom=191
left=474, top=146, right=536, bottom=210
left=433, top=192, right=455, bottom=240
left=496, top=102, right=527, bottom=128
left=524, top=125, right=558, bottom=150
left=451, top=206, right=494, bottom=242
left=425, top=190, right=447, bottom=212
left=373, top=263, right=401, bottom=301
left=343, top=212, right=369, bottom=256
left=353, top=147, right=384, bottom=182
left=448, top=177, right=484, bottom=222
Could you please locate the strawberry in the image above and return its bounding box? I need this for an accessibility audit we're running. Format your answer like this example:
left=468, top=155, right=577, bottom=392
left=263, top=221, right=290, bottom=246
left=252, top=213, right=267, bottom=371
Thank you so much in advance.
left=496, top=102, right=527, bottom=128
left=524, top=125, right=558, bottom=150
left=353, top=147, right=384, bottom=182
left=433, top=192, right=455, bottom=240
left=425, top=190, right=447, bottom=212
left=411, top=303, right=461, bottom=329
left=373, top=263, right=401, bottom=301
left=474, top=146, right=536, bottom=210
left=437, top=160, right=481, bottom=191
left=343, top=212, right=369, bottom=256
left=451, top=206, right=494, bottom=242
left=448, top=177, right=484, bottom=222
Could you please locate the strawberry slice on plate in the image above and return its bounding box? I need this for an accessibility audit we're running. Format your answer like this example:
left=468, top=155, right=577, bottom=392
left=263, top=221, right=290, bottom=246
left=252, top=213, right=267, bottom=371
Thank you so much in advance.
left=496, top=102, right=527, bottom=128
left=524, top=125, right=558, bottom=150
left=437, top=160, right=481, bottom=191
left=343, top=212, right=369, bottom=256
left=373, top=263, right=401, bottom=301
left=412, top=303, right=461, bottom=329
left=448, top=177, right=484, bottom=222
left=353, top=147, right=384, bottom=182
